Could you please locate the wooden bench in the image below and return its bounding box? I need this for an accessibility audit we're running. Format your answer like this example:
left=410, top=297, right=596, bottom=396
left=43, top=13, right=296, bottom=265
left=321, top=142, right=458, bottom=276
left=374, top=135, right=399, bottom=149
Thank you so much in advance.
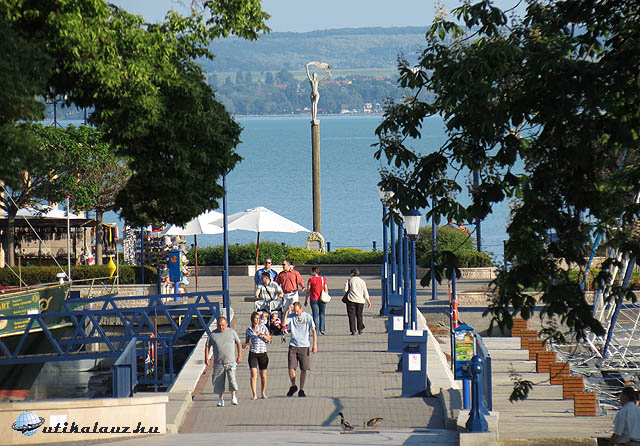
left=563, top=375, right=584, bottom=400
left=511, top=318, right=529, bottom=337
left=519, top=329, right=538, bottom=349
left=527, top=339, right=546, bottom=360
left=536, top=351, right=556, bottom=373
left=549, top=362, right=571, bottom=385
left=574, top=391, right=597, bottom=416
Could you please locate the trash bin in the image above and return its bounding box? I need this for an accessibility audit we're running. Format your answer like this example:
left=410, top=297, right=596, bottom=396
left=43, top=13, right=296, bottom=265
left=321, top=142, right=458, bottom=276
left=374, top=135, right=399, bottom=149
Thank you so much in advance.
left=401, top=329, right=428, bottom=397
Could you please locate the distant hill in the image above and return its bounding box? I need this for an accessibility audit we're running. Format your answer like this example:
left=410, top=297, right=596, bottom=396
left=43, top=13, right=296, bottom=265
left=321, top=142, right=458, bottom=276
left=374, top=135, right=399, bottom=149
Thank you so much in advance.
left=204, top=26, right=428, bottom=73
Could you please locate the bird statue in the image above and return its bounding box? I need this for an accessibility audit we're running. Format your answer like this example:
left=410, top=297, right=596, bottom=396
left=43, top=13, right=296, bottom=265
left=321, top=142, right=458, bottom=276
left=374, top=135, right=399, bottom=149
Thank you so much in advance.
left=338, top=412, right=354, bottom=431
left=364, top=417, right=384, bottom=429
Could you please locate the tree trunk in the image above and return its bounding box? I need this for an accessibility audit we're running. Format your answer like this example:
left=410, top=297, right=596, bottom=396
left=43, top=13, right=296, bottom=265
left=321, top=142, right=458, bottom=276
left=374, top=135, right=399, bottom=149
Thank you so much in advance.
left=96, top=210, right=104, bottom=265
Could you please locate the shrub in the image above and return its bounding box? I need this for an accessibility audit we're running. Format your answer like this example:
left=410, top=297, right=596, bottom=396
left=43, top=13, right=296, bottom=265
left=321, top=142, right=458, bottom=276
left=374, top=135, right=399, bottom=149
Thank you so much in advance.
left=0, top=265, right=157, bottom=286
left=189, top=242, right=289, bottom=266
left=287, top=247, right=317, bottom=265
left=415, top=224, right=474, bottom=260
left=418, top=250, right=493, bottom=268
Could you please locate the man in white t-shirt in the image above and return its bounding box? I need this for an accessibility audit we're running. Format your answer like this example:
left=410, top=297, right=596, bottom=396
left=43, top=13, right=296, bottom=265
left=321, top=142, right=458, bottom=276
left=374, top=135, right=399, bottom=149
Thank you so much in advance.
left=283, top=302, right=317, bottom=398
left=610, top=386, right=640, bottom=446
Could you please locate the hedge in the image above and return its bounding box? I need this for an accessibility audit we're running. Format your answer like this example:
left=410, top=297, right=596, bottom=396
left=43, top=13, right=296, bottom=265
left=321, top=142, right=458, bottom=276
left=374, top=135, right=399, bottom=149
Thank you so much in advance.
left=418, top=250, right=493, bottom=268
left=0, top=265, right=158, bottom=286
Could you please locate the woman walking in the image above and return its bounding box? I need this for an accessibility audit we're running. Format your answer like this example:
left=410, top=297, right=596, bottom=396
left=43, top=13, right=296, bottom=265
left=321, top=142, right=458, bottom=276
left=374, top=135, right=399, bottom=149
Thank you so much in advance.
left=305, top=266, right=329, bottom=335
left=244, top=311, right=271, bottom=400
left=344, top=268, right=371, bottom=335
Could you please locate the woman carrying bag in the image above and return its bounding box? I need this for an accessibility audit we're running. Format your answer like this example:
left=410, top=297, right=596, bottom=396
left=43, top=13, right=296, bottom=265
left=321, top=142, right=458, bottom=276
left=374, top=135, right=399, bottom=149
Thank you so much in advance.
left=305, top=266, right=329, bottom=335
left=343, top=268, right=371, bottom=335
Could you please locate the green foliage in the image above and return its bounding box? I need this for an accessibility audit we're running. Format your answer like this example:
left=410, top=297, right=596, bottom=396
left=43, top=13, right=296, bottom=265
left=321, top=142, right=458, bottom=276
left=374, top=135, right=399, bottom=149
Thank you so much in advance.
left=0, top=265, right=157, bottom=286
left=191, top=244, right=382, bottom=265
left=375, top=0, right=640, bottom=343
left=189, top=241, right=288, bottom=265
left=415, top=224, right=473, bottom=260
left=419, top=250, right=492, bottom=269
left=1, top=0, right=270, bottom=228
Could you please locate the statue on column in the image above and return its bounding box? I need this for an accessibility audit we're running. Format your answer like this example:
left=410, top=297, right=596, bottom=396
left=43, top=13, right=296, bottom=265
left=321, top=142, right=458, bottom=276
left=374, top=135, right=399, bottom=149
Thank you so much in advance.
left=305, top=61, right=331, bottom=123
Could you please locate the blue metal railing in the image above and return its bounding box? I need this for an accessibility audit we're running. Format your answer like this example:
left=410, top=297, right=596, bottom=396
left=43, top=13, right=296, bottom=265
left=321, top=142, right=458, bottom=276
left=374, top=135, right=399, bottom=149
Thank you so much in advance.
left=475, top=334, right=493, bottom=411
left=113, top=337, right=138, bottom=397
left=0, top=290, right=223, bottom=392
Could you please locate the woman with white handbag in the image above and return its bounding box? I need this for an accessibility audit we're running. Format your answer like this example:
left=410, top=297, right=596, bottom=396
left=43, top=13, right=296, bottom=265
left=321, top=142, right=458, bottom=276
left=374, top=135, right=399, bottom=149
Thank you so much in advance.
left=305, top=266, right=330, bottom=335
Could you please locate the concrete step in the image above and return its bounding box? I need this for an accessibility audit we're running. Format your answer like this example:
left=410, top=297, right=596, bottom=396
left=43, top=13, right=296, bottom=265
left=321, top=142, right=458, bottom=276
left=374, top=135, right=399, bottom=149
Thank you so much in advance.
left=492, top=383, right=563, bottom=400
left=492, top=371, right=543, bottom=385
left=487, top=349, right=530, bottom=360
left=480, top=336, right=522, bottom=350
left=491, top=360, right=537, bottom=373
left=491, top=398, right=575, bottom=413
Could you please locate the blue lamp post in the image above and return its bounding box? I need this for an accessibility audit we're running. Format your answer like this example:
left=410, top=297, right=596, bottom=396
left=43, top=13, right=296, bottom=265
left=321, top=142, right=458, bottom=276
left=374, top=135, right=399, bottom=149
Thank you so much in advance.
left=222, top=172, right=230, bottom=321
left=379, top=188, right=394, bottom=315
left=403, top=210, right=421, bottom=329
left=402, top=225, right=410, bottom=329
left=431, top=197, right=437, bottom=300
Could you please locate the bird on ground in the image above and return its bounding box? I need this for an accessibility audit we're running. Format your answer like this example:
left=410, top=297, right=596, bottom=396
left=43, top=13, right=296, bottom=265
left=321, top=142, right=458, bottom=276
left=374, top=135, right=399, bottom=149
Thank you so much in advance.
left=338, top=412, right=354, bottom=431
left=364, top=417, right=384, bottom=429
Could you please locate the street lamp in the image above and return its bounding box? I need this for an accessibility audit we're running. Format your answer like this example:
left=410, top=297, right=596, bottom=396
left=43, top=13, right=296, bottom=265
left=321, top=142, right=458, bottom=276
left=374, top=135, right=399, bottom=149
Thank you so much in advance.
left=378, top=187, right=394, bottom=315
left=403, top=209, right=421, bottom=329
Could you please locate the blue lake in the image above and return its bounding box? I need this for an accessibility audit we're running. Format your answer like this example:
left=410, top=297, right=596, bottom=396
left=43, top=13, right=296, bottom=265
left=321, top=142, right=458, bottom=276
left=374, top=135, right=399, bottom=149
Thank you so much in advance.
left=97, top=115, right=509, bottom=259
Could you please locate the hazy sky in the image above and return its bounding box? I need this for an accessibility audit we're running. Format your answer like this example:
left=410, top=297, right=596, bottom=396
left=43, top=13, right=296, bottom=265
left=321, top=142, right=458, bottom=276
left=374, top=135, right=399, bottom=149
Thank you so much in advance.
left=109, top=0, right=522, bottom=32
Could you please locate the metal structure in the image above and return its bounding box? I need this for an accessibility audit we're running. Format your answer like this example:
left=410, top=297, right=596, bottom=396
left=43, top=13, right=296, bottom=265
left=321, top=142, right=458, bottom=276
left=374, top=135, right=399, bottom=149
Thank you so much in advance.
left=0, top=291, right=223, bottom=392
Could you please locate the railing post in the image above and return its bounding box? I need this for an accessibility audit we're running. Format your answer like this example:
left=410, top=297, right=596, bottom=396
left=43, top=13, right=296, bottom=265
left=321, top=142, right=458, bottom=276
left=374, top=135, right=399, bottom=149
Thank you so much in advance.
left=466, top=355, right=489, bottom=432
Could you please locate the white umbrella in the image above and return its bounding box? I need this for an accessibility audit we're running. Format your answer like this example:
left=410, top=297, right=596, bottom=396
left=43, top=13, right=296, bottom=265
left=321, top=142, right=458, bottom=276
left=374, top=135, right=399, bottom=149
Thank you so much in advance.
left=164, top=210, right=224, bottom=291
left=210, top=206, right=311, bottom=270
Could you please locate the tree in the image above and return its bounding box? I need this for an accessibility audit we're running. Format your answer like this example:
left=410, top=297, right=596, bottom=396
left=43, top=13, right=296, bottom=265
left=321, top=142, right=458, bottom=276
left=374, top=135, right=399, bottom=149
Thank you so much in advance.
left=33, top=125, right=131, bottom=265
left=0, top=123, right=66, bottom=266
left=1, top=0, right=270, bottom=228
left=375, top=0, right=640, bottom=353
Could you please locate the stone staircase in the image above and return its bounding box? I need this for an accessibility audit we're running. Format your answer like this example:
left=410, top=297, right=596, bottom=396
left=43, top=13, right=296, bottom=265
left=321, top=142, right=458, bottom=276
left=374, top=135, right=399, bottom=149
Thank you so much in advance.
left=481, top=336, right=615, bottom=444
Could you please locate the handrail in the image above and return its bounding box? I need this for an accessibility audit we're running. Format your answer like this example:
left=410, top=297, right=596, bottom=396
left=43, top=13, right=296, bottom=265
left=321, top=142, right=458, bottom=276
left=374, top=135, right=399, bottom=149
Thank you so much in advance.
left=0, top=291, right=223, bottom=391
left=476, top=334, right=493, bottom=411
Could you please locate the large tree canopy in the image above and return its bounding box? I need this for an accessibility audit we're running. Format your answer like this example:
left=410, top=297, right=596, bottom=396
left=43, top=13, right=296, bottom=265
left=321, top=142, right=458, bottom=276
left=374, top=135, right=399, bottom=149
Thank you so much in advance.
left=376, top=0, right=640, bottom=342
left=1, top=0, right=270, bottom=227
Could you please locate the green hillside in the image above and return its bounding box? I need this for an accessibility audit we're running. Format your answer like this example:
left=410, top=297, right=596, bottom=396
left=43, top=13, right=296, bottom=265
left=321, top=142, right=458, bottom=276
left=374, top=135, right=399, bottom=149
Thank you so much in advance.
left=204, top=26, right=428, bottom=73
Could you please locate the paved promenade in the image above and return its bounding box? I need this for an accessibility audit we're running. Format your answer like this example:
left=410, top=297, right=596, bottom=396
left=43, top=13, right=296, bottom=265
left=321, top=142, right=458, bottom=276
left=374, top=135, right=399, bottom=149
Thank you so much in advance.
left=107, top=274, right=458, bottom=445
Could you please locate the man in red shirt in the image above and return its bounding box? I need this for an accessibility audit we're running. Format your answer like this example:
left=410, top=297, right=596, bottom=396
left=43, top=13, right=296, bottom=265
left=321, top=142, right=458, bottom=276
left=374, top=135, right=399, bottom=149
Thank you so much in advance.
left=276, top=259, right=306, bottom=332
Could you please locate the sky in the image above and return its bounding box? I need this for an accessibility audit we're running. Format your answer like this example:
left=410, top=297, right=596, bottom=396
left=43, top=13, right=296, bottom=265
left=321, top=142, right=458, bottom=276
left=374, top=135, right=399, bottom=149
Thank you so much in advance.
left=109, top=0, right=522, bottom=33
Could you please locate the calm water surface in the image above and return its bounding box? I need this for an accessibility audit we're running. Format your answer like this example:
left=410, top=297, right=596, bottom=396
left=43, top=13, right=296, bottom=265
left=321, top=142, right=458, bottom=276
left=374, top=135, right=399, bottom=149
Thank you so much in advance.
left=99, top=115, right=509, bottom=258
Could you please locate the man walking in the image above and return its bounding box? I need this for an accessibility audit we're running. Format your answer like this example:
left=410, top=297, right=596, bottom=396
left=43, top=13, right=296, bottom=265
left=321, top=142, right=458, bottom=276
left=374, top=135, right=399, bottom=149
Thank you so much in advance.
left=276, top=259, right=305, bottom=315
left=284, top=302, right=317, bottom=397
left=610, top=386, right=640, bottom=445
left=205, top=316, right=242, bottom=406
left=254, top=258, right=278, bottom=292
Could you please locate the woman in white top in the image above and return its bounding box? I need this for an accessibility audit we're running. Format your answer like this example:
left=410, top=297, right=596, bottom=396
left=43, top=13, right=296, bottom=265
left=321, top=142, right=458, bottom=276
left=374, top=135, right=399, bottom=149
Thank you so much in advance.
left=343, top=268, right=371, bottom=335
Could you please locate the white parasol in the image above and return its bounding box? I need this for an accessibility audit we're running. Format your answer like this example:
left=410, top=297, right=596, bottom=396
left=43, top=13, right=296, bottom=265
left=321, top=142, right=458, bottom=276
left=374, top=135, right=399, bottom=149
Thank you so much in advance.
left=210, top=206, right=310, bottom=270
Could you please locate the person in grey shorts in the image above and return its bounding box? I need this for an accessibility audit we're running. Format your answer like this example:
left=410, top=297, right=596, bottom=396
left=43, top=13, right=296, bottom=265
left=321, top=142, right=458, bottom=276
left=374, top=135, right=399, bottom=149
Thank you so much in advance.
left=205, top=316, right=242, bottom=407
left=283, top=302, right=317, bottom=397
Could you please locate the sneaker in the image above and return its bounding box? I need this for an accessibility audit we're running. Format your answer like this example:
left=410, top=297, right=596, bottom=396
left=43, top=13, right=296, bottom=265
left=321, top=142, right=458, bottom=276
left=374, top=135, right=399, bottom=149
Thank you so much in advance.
left=320, top=331, right=325, bottom=335
left=231, top=396, right=238, bottom=406
left=298, top=390, right=306, bottom=397
left=287, top=385, right=298, bottom=397
left=217, top=398, right=224, bottom=407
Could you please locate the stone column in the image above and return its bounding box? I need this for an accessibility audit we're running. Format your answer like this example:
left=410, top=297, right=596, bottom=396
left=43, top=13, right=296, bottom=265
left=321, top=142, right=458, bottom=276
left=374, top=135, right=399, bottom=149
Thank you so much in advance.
left=311, top=121, right=321, bottom=233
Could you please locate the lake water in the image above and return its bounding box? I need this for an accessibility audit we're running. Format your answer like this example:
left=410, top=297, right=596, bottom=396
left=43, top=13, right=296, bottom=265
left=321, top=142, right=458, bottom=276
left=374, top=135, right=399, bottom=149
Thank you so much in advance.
left=98, top=115, right=509, bottom=259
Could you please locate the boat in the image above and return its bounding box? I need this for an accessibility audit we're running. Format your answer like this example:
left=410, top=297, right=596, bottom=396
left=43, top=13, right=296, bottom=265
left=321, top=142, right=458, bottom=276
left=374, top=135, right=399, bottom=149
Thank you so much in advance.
left=0, top=283, right=71, bottom=400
